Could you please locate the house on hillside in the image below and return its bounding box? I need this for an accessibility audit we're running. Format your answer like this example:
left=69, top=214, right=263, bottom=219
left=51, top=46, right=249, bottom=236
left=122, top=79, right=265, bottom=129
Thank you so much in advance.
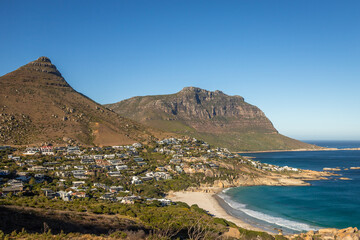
left=2, top=185, right=24, bottom=194
left=132, top=143, right=142, bottom=148
left=137, top=161, right=147, bottom=166
left=170, top=159, right=182, bottom=164
left=104, top=154, right=116, bottom=159
left=115, top=165, right=128, bottom=171
left=154, top=172, right=172, bottom=180
left=41, top=145, right=54, bottom=155
left=81, top=159, right=95, bottom=164
left=72, top=181, right=85, bottom=187
left=100, top=192, right=115, bottom=201
left=133, top=157, right=144, bottom=162
left=0, top=170, right=10, bottom=176
left=131, top=176, right=142, bottom=185
left=24, top=147, right=40, bottom=155
left=9, top=156, right=21, bottom=161
left=72, top=191, right=87, bottom=198
left=109, top=186, right=124, bottom=193
left=95, top=159, right=110, bottom=167
left=107, top=171, right=121, bottom=177
left=156, top=166, right=166, bottom=171
left=175, top=165, right=183, bottom=173
left=57, top=191, right=71, bottom=201
left=121, top=195, right=140, bottom=204
left=67, top=146, right=81, bottom=155
left=107, top=159, right=123, bottom=165
left=2, top=180, right=24, bottom=194
left=28, top=166, right=46, bottom=172
left=42, top=189, right=56, bottom=198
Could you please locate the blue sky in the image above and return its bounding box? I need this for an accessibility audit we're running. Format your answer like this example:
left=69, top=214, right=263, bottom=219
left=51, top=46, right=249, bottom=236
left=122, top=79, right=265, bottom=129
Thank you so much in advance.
left=1, top=0, right=359, bottom=140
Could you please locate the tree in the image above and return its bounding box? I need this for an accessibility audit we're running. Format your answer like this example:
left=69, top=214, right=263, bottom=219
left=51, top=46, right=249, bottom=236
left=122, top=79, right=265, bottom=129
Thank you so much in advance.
left=29, top=177, right=36, bottom=185
left=187, top=216, right=220, bottom=240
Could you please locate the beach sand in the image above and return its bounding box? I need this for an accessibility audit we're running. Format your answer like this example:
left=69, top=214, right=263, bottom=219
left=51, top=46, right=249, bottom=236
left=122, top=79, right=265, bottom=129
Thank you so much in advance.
left=168, top=191, right=266, bottom=233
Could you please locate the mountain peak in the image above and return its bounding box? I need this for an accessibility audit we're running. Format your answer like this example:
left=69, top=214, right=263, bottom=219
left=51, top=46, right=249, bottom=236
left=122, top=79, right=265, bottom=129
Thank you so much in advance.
left=0, top=57, right=72, bottom=89
left=35, top=56, right=52, bottom=63
left=180, top=86, right=202, bottom=92
left=179, top=86, right=225, bottom=96
left=20, top=56, right=62, bottom=77
left=0, top=57, right=162, bottom=146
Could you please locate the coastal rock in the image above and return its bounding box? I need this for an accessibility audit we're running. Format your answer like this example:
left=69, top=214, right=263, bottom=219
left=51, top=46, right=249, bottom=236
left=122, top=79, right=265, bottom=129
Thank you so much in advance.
left=306, top=230, right=315, bottom=236
left=187, top=168, right=332, bottom=192
left=291, top=227, right=360, bottom=240
left=318, top=228, right=338, bottom=235
left=338, top=233, right=357, bottom=240
left=338, top=227, right=357, bottom=235
left=304, top=235, right=313, bottom=240
left=339, top=177, right=351, bottom=180
left=323, top=168, right=342, bottom=171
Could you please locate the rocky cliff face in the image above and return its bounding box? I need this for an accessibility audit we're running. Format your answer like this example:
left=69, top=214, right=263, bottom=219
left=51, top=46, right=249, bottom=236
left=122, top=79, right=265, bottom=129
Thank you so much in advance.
left=106, top=87, right=318, bottom=151
left=136, top=87, right=277, bottom=134
left=0, top=57, right=165, bottom=146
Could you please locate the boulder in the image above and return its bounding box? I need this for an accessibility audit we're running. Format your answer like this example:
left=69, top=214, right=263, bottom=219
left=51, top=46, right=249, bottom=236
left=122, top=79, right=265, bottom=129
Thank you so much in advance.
left=318, top=228, right=338, bottom=235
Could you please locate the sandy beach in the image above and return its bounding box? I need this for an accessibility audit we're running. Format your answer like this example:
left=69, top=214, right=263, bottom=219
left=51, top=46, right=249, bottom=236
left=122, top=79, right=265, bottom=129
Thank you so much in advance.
left=168, top=191, right=267, bottom=233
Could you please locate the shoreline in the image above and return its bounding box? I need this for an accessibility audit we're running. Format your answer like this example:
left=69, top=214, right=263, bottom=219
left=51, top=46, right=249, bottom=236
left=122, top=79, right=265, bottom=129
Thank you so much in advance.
left=166, top=149, right=360, bottom=239
left=167, top=190, right=272, bottom=234
left=166, top=168, right=333, bottom=233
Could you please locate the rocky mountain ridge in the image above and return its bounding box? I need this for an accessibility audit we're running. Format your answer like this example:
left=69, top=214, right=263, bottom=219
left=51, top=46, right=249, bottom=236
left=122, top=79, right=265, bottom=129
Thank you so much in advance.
left=106, top=87, right=319, bottom=151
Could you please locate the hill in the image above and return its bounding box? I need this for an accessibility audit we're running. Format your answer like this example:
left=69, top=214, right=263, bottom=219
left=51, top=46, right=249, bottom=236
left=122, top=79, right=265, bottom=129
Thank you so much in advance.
left=0, top=57, right=166, bottom=146
left=105, top=87, right=319, bottom=151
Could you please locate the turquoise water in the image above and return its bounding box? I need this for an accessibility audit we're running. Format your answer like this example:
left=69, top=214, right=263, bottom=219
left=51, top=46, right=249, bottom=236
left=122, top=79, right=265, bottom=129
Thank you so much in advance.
left=218, top=141, right=360, bottom=234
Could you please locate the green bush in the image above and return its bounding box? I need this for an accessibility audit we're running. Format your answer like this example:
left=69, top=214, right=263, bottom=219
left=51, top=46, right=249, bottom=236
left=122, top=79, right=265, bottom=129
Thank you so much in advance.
left=213, top=217, right=237, bottom=227
left=109, top=231, right=127, bottom=238
left=190, top=204, right=208, bottom=215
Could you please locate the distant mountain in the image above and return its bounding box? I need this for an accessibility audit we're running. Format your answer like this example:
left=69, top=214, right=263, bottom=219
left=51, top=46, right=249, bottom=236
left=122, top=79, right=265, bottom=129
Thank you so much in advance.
left=0, top=57, right=166, bottom=146
left=106, top=87, right=319, bottom=151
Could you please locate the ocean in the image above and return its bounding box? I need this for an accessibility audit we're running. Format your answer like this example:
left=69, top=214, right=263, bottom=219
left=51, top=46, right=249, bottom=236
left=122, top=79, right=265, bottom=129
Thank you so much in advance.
left=217, top=141, right=360, bottom=234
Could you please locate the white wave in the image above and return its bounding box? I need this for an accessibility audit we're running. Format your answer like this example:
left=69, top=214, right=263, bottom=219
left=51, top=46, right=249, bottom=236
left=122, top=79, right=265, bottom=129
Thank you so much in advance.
left=222, top=187, right=233, bottom=193
left=218, top=193, right=319, bottom=232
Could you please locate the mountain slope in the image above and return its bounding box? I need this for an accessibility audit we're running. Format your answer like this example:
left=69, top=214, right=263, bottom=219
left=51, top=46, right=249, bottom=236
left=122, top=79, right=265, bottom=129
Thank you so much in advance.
left=106, top=87, right=319, bottom=151
left=0, top=57, right=166, bottom=146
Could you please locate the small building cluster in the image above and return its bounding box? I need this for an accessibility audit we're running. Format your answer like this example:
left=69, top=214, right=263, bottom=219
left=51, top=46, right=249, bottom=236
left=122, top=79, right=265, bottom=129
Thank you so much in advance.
left=0, top=138, right=298, bottom=204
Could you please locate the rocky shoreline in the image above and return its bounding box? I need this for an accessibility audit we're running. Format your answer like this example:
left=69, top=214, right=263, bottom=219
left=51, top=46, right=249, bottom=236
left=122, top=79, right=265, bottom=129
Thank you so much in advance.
left=288, top=227, right=360, bottom=240
left=186, top=168, right=334, bottom=191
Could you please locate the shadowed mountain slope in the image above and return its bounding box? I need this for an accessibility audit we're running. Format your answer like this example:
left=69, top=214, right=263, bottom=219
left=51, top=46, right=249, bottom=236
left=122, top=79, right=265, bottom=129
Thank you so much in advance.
left=0, top=57, right=166, bottom=146
left=106, top=87, right=319, bottom=151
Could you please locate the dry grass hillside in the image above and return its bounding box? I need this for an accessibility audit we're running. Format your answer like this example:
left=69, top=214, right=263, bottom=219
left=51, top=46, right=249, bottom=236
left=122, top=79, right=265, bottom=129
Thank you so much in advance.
left=0, top=57, right=168, bottom=146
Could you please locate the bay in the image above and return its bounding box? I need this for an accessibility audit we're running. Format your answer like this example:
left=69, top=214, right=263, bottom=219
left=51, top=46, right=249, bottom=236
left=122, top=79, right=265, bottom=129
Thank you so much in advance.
left=218, top=141, right=360, bottom=234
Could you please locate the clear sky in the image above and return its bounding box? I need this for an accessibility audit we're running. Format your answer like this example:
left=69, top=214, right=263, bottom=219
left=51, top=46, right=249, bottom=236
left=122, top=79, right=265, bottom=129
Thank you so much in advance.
left=1, top=0, right=359, bottom=140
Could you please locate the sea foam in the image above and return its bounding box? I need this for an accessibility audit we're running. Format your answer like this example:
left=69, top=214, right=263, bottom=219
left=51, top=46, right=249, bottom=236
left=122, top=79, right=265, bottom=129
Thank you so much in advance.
left=218, top=193, right=319, bottom=232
